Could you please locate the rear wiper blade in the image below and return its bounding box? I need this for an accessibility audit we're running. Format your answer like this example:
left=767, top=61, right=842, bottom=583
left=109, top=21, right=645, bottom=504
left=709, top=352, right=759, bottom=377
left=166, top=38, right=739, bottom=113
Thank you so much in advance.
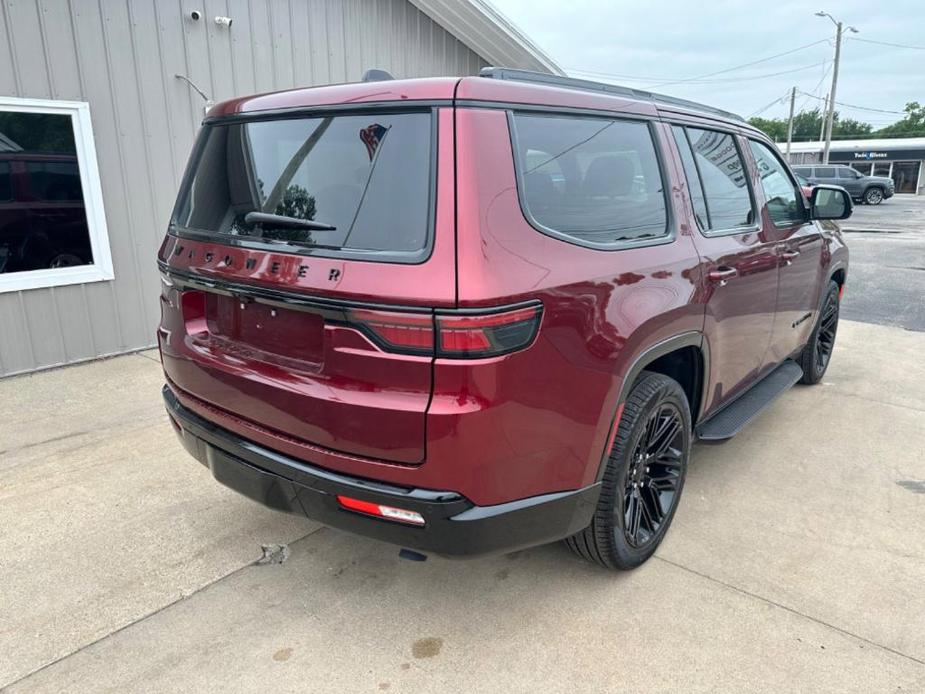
left=261, top=237, right=343, bottom=251
left=244, top=211, right=337, bottom=231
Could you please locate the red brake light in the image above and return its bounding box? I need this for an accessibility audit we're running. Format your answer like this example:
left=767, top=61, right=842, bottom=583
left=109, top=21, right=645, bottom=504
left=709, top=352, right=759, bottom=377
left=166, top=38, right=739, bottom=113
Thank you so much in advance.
left=347, top=303, right=542, bottom=358
left=436, top=305, right=542, bottom=358
left=347, top=309, right=434, bottom=354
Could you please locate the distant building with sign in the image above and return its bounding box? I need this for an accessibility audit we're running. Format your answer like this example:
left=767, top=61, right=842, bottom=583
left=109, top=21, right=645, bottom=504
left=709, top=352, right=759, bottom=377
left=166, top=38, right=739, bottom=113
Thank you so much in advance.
left=783, top=137, right=925, bottom=195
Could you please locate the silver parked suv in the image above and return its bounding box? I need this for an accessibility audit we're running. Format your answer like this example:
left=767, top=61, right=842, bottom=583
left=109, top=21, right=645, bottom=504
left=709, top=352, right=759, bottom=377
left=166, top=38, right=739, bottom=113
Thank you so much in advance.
left=793, top=164, right=894, bottom=205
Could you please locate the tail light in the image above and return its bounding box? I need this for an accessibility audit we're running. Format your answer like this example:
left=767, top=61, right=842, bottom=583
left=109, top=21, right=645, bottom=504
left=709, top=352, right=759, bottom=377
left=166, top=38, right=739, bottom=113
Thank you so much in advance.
left=347, top=309, right=434, bottom=355
left=347, top=302, right=542, bottom=358
left=436, top=305, right=543, bottom=358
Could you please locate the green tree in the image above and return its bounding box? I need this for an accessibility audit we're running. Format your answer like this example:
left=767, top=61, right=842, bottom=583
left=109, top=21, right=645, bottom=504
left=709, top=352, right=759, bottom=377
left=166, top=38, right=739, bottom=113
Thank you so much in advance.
left=747, top=116, right=788, bottom=140
left=748, top=108, right=873, bottom=141
left=876, top=102, right=925, bottom=137
left=0, top=112, right=76, bottom=154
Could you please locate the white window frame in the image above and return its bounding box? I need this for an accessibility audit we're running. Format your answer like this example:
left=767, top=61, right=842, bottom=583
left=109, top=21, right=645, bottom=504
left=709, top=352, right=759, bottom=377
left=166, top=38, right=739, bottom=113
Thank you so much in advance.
left=0, top=97, right=114, bottom=293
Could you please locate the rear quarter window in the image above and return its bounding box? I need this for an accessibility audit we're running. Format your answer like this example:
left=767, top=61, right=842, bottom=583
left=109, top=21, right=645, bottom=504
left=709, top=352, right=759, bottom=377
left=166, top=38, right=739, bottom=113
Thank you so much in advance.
left=510, top=113, right=669, bottom=248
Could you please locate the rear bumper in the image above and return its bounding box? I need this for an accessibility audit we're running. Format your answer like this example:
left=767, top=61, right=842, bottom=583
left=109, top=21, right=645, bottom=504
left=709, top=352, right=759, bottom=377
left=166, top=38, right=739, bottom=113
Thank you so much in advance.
left=163, top=385, right=599, bottom=558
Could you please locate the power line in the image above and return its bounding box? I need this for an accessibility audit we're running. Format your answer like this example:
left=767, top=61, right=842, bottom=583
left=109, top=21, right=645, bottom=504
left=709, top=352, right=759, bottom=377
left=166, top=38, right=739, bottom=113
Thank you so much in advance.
left=564, top=38, right=831, bottom=88
left=645, top=39, right=831, bottom=87
left=571, top=60, right=828, bottom=86
left=795, top=61, right=832, bottom=113
left=797, top=91, right=906, bottom=115
left=848, top=37, right=925, bottom=51
left=749, top=91, right=791, bottom=118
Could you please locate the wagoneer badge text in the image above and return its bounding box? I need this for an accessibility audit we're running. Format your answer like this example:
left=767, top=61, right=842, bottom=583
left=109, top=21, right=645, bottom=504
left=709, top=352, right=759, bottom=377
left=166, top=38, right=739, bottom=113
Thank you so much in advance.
left=172, top=244, right=342, bottom=282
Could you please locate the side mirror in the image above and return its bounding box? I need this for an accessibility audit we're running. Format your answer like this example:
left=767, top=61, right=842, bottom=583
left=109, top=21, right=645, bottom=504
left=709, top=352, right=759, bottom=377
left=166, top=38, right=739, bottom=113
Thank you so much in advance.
left=810, top=185, right=853, bottom=220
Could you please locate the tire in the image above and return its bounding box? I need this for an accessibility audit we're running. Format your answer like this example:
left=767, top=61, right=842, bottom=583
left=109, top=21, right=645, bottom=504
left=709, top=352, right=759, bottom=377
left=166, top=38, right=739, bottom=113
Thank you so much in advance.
left=864, top=187, right=884, bottom=205
left=566, top=371, right=691, bottom=570
left=799, top=280, right=840, bottom=384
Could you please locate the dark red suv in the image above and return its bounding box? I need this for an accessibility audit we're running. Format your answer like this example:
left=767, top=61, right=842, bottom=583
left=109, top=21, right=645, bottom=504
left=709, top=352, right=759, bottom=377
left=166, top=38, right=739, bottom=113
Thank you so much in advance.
left=158, top=69, right=851, bottom=569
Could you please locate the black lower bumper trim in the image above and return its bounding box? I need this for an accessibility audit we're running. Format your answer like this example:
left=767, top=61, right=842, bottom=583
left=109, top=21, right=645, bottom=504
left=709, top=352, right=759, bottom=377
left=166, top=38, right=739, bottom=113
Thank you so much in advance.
left=163, top=386, right=600, bottom=557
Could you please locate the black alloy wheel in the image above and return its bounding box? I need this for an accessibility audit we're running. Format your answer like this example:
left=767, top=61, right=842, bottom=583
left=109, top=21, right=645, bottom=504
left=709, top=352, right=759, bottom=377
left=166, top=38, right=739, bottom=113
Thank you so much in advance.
left=800, top=280, right=840, bottom=384
left=814, top=288, right=839, bottom=373
left=566, top=371, right=690, bottom=570
left=622, top=402, right=684, bottom=548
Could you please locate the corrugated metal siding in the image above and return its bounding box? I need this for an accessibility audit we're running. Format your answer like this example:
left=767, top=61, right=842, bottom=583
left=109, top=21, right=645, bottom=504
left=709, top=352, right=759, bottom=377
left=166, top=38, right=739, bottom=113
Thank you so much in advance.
left=0, top=0, right=488, bottom=377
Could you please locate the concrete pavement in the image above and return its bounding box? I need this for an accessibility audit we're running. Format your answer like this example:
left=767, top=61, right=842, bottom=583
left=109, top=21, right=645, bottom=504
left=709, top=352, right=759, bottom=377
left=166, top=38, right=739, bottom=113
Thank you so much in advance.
left=1, top=321, right=924, bottom=692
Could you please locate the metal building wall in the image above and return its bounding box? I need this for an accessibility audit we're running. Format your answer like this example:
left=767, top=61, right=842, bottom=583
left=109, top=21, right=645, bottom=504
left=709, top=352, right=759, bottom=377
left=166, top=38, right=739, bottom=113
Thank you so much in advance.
left=0, top=0, right=487, bottom=377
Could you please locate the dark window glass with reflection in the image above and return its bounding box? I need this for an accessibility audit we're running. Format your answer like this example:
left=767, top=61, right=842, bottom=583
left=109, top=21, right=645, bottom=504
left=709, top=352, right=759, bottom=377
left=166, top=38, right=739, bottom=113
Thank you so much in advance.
left=671, top=125, right=709, bottom=230
left=685, top=128, right=753, bottom=232
left=0, top=162, right=11, bottom=201
left=173, top=112, right=433, bottom=261
left=511, top=113, right=668, bottom=247
left=748, top=140, right=804, bottom=227
left=0, top=111, right=93, bottom=273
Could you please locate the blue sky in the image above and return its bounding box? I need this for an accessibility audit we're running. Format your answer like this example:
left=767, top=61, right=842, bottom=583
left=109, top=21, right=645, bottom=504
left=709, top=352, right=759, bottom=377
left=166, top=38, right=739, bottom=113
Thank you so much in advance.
left=491, top=0, right=924, bottom=129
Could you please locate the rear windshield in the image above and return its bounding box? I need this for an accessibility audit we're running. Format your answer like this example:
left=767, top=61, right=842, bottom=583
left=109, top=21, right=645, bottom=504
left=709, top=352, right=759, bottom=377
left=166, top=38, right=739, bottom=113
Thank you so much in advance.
left=172, top=110, right=434, bottom=262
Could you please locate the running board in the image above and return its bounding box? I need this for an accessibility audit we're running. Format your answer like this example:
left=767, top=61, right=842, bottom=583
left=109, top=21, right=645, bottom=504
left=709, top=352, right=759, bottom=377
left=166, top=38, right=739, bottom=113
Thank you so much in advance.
left=696, top=361, right=803, bottom=442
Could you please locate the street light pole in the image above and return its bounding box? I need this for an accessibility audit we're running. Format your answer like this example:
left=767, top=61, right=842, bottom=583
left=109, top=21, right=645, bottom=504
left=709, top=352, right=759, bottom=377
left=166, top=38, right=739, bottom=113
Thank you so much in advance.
left=816, top=11, right=858, bottom=164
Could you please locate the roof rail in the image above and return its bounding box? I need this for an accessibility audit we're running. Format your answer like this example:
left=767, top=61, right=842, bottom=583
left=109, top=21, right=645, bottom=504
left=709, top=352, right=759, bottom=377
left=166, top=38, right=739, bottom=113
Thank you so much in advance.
left=478, top=67, right=745, bottom=123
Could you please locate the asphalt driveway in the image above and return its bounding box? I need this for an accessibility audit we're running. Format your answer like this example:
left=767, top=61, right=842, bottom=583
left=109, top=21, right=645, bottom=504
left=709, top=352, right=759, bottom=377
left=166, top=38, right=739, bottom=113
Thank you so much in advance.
left=840, top=194, right=925, bottom=331
left=2, top=318, right=924, bottom=693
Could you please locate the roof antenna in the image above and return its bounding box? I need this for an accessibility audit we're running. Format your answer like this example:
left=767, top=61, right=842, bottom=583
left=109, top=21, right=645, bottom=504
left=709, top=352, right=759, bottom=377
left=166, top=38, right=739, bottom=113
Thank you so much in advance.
left=362, top=68, right=394, bottom=82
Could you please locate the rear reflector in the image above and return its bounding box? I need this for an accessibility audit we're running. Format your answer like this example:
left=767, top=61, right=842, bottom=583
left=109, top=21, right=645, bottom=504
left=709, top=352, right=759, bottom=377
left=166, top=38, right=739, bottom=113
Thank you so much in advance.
left=347, top=303, right=543, bottom=358
left=337, top=495, right=425, bottom=526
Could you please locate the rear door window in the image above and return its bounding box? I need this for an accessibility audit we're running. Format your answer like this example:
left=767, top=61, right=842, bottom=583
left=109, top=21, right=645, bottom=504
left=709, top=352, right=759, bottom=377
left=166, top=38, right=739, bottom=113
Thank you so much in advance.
left=814, top=167, right=836, bottom=179
left=510, top=113, right=668, bottom=248
left=673, top=126, right=754, bottom=233
left=173, top=110, right=434, bottom=263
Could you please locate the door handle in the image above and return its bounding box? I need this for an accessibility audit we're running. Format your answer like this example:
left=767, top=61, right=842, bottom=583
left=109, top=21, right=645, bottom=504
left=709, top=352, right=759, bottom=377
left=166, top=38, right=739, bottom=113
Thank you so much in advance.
left=781, top=250, right=800, bottom=265
left=707, top=267, right=738, bottom=287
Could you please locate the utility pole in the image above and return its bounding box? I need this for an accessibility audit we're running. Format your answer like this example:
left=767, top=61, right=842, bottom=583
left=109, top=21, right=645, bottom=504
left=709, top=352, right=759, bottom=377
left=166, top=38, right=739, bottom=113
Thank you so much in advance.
left=818, top=94, right=828, bottom=144
left=785, top=86, right=797, bottom=162
left=816, top=11, right=858, bottom=164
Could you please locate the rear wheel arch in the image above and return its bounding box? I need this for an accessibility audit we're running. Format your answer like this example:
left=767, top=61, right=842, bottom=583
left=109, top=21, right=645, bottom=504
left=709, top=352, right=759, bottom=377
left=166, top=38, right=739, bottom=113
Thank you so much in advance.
left=595, top=332, right=707, bottom=481
left=830, top=267, right=846, bottom=288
